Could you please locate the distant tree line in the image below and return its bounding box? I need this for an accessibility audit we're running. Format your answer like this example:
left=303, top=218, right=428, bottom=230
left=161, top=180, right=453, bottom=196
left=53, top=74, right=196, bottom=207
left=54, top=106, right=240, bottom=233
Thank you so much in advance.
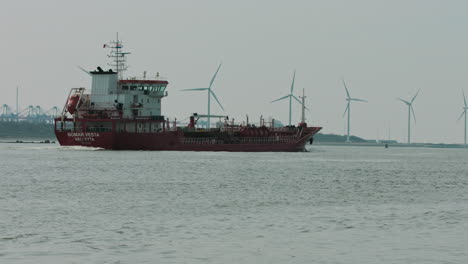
left=313, top=133, right=367, bottom=142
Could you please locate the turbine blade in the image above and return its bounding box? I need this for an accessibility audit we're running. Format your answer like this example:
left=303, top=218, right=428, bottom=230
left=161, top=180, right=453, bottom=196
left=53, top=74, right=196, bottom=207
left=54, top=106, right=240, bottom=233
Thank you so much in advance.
left=399, top=98, right=410, bottom=105
left=411, top=105, right=416, bottom=123
left=210, top=90, right=224, bottom=111
left=290, top=70, right=296, bottom=93
left=342, top=103, right=349, bottom=117
left=463, top=90, right=467, bottom=107
left=342, top=79, right=350, bottom=98
left=180, top=88, right=209, bottom=91
left=292, top=95, right=302, bottom=105
left=209, top=64, right=222, bottom=89
left=411, top=89, right=420, bottom=103
left=271, top=95, right=290, bottom=103
left=458, top=110, right=466, bottom=121
left=351, top=98, right=367, bottom=102
left=293, top=95, right=309, bottom=110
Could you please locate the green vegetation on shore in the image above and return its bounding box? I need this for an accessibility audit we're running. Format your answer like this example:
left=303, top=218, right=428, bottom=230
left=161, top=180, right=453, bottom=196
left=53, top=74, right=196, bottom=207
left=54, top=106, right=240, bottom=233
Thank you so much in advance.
left=313, top=133, right=366, bottom=143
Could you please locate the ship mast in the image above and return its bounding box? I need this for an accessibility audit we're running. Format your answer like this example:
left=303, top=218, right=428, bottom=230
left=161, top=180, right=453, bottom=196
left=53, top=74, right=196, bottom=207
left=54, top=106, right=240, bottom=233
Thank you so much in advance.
left=105, top=33, right=131, bottom=79
left=300, top=88, right=306, bottom=123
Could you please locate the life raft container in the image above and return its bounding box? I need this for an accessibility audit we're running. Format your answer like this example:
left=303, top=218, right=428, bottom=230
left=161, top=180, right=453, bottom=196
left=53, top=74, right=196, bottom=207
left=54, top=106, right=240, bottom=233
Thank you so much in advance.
left=67, top=95, right=80, bottom=114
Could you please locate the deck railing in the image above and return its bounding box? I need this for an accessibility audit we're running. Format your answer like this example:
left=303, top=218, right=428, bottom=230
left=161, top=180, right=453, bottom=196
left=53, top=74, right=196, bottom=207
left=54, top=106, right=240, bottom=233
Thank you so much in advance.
left=180, top=136, right=297, bottom=145
left=55, top=127, right=112, bottom=133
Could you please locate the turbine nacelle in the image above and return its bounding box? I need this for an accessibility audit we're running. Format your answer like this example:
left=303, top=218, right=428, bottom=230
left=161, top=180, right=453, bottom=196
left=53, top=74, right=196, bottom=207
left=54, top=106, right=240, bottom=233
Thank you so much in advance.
left=398, top=90, right=420, bottom=125
left=342, top=79, right=367, bottom=142
left=460, top=89, right=468, bottom=145
left=181, top=63, right=224, bottom=128
left=458, top=90, right=468, bottom=121
left=342, top=80, right=367, bottom=102
left=399, top=90, right=420, bottom=143
left=271, top=70, right=306, bottom=125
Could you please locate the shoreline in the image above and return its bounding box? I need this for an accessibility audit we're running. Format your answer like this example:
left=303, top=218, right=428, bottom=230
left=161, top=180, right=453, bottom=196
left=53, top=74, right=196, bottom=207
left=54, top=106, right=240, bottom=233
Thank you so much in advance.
left=314, top=141, right=468, bottom=149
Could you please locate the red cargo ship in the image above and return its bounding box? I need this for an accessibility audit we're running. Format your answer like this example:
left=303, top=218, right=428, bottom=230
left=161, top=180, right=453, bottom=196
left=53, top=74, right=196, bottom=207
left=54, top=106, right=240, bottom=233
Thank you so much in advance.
left=54, top=38, right=321, bottom=151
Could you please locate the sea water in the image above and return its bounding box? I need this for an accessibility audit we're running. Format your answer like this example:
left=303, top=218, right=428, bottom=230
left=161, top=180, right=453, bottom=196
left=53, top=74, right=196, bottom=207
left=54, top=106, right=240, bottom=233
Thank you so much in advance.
left=0, top=143, right=467, bottom=263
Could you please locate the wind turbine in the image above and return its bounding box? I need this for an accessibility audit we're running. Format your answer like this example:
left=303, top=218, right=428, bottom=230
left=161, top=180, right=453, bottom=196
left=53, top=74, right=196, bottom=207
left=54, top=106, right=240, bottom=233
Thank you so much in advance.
left=181, top=64, right=224, bottom=129
left=271, top=70, right=303, bottom=126
left=342, top=80, right=367, bottom=142
left=457, top=90, right=468, bottom=145
left=399, top=90, right=420, bottom=144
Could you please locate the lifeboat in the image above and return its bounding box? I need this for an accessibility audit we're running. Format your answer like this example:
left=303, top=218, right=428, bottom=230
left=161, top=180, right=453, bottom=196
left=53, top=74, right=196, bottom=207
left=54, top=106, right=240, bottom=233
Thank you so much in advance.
left=67, top=95, right=80, bottom=114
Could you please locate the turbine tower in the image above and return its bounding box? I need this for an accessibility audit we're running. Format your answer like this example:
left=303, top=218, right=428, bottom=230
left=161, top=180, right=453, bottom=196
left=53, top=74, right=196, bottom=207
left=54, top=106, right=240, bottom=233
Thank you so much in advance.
left=271, top=70, right=303, bottom=126
left=458, top=90, right=468, bottom=145
left=342, top=80, right=367, bottom=142
left=399, top=90, right=420, bottom=144
left=181, top=64, right=224, bottom=129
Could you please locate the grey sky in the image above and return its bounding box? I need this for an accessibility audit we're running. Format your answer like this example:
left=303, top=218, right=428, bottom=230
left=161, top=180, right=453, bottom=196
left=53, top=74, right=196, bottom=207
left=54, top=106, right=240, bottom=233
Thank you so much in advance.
left=1, top=0, right=467, bottom=143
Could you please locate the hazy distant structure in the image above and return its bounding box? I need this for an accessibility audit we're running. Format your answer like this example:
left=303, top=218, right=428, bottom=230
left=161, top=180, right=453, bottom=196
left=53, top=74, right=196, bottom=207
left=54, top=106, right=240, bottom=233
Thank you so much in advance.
left=1, top=87, right=57, bottom=123
left=16, top=87, right=19, bottom=121
left=0, top=103, right=58, bottom=123
left=399, top=90, right=420, bottom=144
left=271, top=70, right=303, bottom=126
left=1, top=104, right=14, bottom=121
left=342, top=80, right=367, bottom=142
left=181, top=64, right=224, bottom=129
left=458, top=90, right=467, bottom=145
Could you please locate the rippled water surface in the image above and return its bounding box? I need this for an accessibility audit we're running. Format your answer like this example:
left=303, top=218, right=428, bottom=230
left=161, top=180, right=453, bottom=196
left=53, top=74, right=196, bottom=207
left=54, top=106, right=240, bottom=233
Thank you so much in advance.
left=1, top=143, right=467, bottom=263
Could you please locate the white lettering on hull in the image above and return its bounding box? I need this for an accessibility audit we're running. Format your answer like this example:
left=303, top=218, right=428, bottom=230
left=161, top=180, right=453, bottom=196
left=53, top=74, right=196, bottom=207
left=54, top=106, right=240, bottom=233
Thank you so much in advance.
left=67, top=132, right=101, bottom=142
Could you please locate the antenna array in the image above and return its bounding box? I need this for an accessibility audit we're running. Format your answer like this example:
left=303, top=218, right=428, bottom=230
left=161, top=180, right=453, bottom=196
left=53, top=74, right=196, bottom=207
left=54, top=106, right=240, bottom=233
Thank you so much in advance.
left=105, top=33, right=131, bottom=79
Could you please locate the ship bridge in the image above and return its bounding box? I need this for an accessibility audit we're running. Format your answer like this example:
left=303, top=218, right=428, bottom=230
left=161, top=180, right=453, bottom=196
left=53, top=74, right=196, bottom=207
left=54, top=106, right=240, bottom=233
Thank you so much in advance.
left=72, top=37, right=172, bottom=120
left=119, top=79, right=168, bottom=95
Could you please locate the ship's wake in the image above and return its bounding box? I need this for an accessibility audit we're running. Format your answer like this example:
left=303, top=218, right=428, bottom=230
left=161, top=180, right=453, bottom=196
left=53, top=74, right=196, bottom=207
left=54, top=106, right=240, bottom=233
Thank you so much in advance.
left=59, top=146, right=104, bottom=151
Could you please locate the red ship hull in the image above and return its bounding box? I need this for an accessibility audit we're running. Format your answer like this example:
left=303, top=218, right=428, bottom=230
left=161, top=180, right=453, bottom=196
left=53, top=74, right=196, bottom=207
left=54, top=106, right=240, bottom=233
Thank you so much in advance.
left=55, top=126, right=321, bottom=152
left=55, top=39, right=323, bottom=152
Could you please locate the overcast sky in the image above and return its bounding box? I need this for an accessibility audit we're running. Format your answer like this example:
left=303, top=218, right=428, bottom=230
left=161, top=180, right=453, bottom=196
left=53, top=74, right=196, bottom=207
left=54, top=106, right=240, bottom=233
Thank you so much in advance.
left=1, top=0, right=468, bottom=143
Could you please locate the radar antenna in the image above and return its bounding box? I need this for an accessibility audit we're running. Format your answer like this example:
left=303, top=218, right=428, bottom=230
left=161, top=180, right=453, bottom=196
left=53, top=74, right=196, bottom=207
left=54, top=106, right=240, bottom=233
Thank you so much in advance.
left=104, top=33, right=131, bottom=79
